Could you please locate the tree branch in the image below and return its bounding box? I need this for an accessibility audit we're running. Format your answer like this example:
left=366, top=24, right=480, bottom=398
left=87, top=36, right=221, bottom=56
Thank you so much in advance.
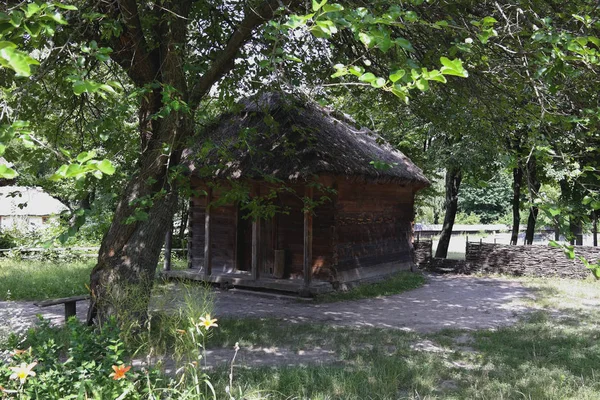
left=189, top=0, right=299, bottom=106
left=99, top=0, right=160, bottom=86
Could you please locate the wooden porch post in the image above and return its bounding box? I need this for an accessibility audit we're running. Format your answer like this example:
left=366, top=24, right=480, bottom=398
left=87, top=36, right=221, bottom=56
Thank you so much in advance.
left=251, top=184, right=260, bottom=281
left=163, top=219, right=173, bottom=271
left=186, top=200, right=193, bottom=269
left=204, top=187, right=212, bottom=277
left=303, top=186, right=313, bottom=288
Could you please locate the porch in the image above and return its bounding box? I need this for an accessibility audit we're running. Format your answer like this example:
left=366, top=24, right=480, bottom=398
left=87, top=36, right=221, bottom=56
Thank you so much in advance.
left=161, top=269, right=334, bottom=296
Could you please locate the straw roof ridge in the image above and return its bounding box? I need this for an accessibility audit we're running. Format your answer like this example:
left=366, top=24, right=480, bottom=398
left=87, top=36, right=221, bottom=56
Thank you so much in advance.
left=187, top=92, right=429, bottom=186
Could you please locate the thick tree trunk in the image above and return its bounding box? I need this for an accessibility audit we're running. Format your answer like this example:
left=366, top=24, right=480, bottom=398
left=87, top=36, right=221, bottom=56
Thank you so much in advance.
left=85, top=0, right=291, bottom=325
left=510, top=165, right=523, bottom=245
left=435, top=167, right=462, bottom=259
left=524, top=156, right=540, bottom=245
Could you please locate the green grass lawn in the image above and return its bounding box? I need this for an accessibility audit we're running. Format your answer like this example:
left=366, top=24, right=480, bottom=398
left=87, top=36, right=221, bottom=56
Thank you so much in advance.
left=0, top=259, right=94, bottom=301
left=205, top=277, right=600, bottom=399
left=0, top=256, right=190, bottom=301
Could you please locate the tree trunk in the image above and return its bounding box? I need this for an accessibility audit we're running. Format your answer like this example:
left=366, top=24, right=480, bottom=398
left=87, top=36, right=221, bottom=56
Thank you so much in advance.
left=570, top=218, right=583, bottom=246
left=593, top=211, right=598, bottom=247
left=178, top=198, right=189, bottom=247
left=85, top=0, right=284, bottom=325
left=524, top=156, right=540, bottom=245
left=525, top=207, right=539, bottom=245
left=164, top=219, right=173, bottom=271
left=510, top=165, right=523, bottom=245
left=87, top=109, right=189, bottom=324
left=435, top=167, right=462, bottom=259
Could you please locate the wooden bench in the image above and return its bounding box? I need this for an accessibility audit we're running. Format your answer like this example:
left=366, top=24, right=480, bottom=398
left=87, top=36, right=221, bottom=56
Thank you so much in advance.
left=34, top=295, right=90, bottom=321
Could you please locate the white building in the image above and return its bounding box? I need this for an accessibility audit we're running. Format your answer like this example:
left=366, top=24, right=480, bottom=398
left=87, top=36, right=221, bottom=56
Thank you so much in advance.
left=0, top=186, right=68, bottom=232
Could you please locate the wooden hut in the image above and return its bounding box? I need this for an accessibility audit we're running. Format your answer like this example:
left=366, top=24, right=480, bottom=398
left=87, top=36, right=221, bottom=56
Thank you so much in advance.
left=171, top=93, right=429, bottom=294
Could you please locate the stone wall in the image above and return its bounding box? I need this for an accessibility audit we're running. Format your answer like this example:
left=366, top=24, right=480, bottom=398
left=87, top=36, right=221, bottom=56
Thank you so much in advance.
left=414, top=239, right=432, bottom=266
left=465, top=242, right=600, bottom=279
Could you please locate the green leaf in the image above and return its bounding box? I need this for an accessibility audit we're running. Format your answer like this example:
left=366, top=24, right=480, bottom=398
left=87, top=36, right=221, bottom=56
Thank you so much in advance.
left=415, top=77, right=429, bottom=91
left=0, top=47, right=39, bottom=77
left=48, top=11, right=68, bottom=25
left=97, top=159, right=116, bottom=175
left=359, top=32, right=374, bottom=47
left=389, top=70, right=405, bottom=83
left=310, top=25, right=330, bottom=38
left=54, top=3, right=78, bottom=10
left=0, top=41, right=17, bottom=50
left=358, top=72, right=377, bottom=83
left=425, top=70, right=447, bottom=83
left=371, top=77, right=386, bottom=88
left=440, top=57, right=468, bottom=77
left=588, top=36, right=600, bottom=48
left=322, top=4, right=343, bottom=13
left=284, top=54, right=302, bottom=62
left=395, top=37, right=414, bottom=51
left=65, top=163, right=84, bottom=178
left=0, top=164, right=17, bottom=179
left=76, top=151, right=96, bottom=163
left=391, top=85, right=409, bottom=103
left=25, top=3, right=41, bottom=18
left=312, top=0, right=327, bottom=12
left=349, top=65, right=364, bottom=77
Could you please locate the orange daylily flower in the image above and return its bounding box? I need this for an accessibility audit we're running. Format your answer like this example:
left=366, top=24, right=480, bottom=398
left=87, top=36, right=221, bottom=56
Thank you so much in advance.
left=198, top=314, right=218, bottom=330
left=110, top=364, right=131, bottom=380
left=9, top=362, right=37, bottom=384
left=12, top=348, right=28, bottom=356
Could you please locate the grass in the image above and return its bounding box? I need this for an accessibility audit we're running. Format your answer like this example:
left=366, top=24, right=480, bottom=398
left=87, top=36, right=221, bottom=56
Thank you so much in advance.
left=2, top=258, right=599, bottom=398
left=202, top=276, right=600, bottom=399
left=314, top=271, right=426, bottom=303
left=205, top=309, right=600, bottom=399
left=0, top=256, right=190, bottom=301
left=0, top=258, right=94, bottom=301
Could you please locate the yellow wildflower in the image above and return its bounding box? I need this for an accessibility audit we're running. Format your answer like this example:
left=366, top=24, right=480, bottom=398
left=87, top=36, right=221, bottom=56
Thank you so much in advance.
left=198, top=314, right=218, bottom=330
left=9, top=362, right=37, bottom=384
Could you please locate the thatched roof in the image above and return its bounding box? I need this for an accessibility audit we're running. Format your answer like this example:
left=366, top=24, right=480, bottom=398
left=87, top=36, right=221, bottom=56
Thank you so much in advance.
left=186, top=93, right=429, bottom=187
left=0, top=186, right=68, bottom=216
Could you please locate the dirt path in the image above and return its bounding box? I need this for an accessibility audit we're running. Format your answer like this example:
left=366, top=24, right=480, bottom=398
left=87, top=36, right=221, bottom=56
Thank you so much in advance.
left=1, top=274, right=537, bottom=369
left=212, top=274, right=534, bottom=332
left=0, top=274, right=533, bottom=338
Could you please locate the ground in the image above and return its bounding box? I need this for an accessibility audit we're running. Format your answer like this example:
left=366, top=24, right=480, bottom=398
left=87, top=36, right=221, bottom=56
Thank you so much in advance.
left=0, top=274, right=554, bottom=366
left=1, top=274, right=529, bottom=334
left=2, top=273, right=599, bottom=399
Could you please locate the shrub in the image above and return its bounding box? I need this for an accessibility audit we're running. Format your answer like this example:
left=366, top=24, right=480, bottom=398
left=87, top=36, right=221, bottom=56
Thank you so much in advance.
left=0, top=284, right=225, bottom=399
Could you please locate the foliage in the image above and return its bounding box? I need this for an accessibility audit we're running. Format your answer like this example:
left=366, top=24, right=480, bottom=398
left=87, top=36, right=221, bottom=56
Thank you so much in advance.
left=0, top=284, right=224, bottom=399
left=453, top=211, right=482, bottom=225
left=458, top=172, right=512, bottom=224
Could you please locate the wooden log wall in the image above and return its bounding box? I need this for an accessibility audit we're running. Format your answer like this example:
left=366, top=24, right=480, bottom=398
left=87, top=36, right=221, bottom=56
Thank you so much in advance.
left=189, top=195, right=206, bottom=269
left=333, top=181, right=414, bottom=274
left=274, top=187, right=335, bottom=280
left=465, top=242, right=599, bottom=279
left=189, top=183, right=237, bottom=273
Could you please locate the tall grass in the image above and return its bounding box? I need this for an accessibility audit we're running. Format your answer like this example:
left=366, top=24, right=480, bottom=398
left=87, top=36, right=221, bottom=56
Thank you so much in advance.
left=0, top=259, right=94, bottom=301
